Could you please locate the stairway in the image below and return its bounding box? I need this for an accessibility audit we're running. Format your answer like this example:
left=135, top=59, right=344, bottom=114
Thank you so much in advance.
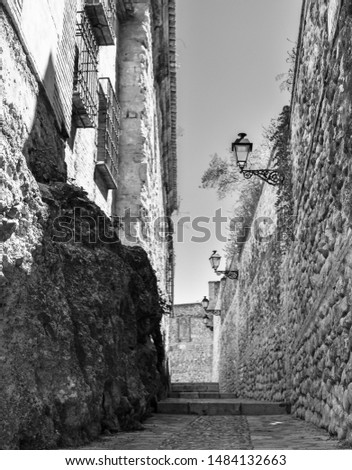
left=157, top=383, right=290, bottom=416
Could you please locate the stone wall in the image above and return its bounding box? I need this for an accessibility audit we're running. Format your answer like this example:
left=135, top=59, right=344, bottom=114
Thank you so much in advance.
left=212, top=315, right=221, bottom=382
left=218, top=180, right=286, bottom=400
left=115, top=0, right=176, bottom=300
left=168, top=304, right=213, bottom=382
left=285, top=0, right=352, bottom=441
left=218, top=0, right=352, bottom=443
left=1, top=0, right=76, bottom=135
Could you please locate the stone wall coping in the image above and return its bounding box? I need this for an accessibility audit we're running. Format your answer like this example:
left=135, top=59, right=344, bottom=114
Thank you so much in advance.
left=174, top=303, right=202, bottom=308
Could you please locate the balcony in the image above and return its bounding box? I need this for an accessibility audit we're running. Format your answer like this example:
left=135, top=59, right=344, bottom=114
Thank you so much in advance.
left=73, top=11, right=99, bottom=128
left=95, top=77, right=120, bottom=189
left=84, top=0, right=116, bottom=46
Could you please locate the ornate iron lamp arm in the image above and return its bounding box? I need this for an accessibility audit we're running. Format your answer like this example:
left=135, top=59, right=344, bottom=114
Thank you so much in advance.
left=241, top=169, right=284, bottom=186
left=215, top=269, right=239, bottom=280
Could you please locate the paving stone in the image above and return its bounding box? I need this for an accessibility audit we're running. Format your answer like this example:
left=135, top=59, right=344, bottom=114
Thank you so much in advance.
left=79, top=415, right=197, bottom=450
left=160, top=416, right=252, bottom=450
left=247, top=415, right=341, bottom=450
left=77, top=383, right=344, bottom=450
left=78, top=413, right=343, bottom=450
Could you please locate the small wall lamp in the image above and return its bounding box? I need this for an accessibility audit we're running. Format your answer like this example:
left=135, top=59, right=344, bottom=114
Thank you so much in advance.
left=202, top=296, right=209, bottom=310
left=209, top=250, right=239, bottom=280
left=202, top=313, right=213, bottom=331
left=232, top=133, right=284, bottom=186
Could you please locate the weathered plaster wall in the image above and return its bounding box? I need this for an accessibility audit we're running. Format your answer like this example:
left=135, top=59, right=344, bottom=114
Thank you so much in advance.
left=64, top=1, right=119, bottom=217
left=168, top=304, right=213, bottom=382
left=1, top=0, right=76, bottom=135
left=1, top=0, right=115, bottom=216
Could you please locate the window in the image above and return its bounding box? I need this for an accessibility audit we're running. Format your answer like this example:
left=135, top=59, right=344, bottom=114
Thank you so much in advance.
left=73, top=10, right=99, bottom=128
left=177, top=318, right=192, bottom=342
left=95, top=77, right=120, bottom=189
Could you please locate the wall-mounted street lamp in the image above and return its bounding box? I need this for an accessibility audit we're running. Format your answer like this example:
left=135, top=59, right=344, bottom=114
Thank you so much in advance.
left=232, top=133, right=284, bottom=186
left=202, top=296, right=221, bottom=317
left=202, top=312, right=213, bottom=331
left=209, top=250, right=239, bottom=280
left=201, top=297, right=213, bottom=329
left=202, top=296, right=209, bottom=310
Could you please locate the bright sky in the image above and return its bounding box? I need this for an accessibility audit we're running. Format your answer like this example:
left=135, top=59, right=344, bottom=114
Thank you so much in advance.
left=174, top=0, right=302, bottom=304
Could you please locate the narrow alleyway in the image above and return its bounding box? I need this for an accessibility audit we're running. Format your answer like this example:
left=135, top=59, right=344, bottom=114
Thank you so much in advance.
left=79, top=384, right=341, bottom=450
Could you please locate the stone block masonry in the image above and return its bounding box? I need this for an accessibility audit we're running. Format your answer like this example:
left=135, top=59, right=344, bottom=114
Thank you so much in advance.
left=285, top=0, right=352, bottom=441
left=218, top=0, right=352, bottom=444
left=219, top=181, right=285, bottom=401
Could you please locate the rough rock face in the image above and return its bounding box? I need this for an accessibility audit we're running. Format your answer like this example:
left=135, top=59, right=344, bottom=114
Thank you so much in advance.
left=1, top=178, right=167, bottom=449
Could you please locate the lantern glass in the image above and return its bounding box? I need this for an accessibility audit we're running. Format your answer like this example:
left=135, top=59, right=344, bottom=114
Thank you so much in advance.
left=203, top=314, right=209, bottom=325
left=232, top=133, right=253, bottom=170
left=202, top=296, right=209, bottom=310
left=209, top=251, right=221, bottom=271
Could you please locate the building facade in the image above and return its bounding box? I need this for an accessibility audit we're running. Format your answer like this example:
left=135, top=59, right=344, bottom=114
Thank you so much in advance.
left=167, top=281, right=224, bottom=383
left=167, top=303, right=214, bottom=383
left=0, top=0, right=176, bottom=449
left=1, top=0, right=176, bottom=301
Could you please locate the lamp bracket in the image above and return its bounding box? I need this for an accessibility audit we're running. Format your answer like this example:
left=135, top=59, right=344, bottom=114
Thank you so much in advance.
left=241, top=169, right=284, bottom=186
left=215, top=269, right=239, bottom=280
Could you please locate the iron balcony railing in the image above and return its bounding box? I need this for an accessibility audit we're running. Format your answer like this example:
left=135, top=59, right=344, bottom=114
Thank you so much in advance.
left=95, top=77, right=120, bottom=189
left=84, top=0, right=116, bottom=46
left=73, top=10, right=99, bottom=128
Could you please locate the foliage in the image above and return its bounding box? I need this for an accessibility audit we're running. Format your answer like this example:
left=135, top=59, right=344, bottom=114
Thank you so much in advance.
left=224, top=176, right=262, bottom=259
left=275, top=45, right=297, bottom=94
left=158, top=288, right=172, bottom=315
left=271, top=106, right=293, bottom=253
left=201, top=153, right=239, bottom=199
left=201, top=146, right=269, bottom=200
left=201, top=143, right=271, bottom=262
left=201, top=108, right=293, bottom=264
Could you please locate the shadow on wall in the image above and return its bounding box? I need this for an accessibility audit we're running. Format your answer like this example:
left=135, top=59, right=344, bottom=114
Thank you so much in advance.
left=22, top=51, right=68, bottom=184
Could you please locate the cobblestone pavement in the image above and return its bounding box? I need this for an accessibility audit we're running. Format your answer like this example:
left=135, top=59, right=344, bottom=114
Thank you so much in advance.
left=160, top=416, right=252, bottom=450
left=79, top=414, right=343, bottom=450
left=79, top=415, right=196, bottom=450
left=247, top=416, right=341, bottom=449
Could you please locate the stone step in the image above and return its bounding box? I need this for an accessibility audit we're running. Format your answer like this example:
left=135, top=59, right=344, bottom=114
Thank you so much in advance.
left=157, top=398, right=290, bottom=416
left=169, top=392, right=237, bottom=399
left=171, top=382, right=219, bottom=392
